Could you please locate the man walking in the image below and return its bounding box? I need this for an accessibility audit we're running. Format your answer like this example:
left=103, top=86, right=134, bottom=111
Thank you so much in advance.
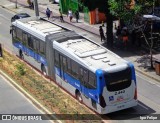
left=46, top=8, right=51, bottom=20
left=75, top=10, right=79, bottom=23
left=59, top=8, right=64, bottom=22
left=68, top=9, right=73, bottom=22
left=99, top=26, right=105, bottom=42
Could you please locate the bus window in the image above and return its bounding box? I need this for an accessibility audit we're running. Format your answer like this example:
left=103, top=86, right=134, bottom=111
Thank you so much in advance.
left=104, top=67, right=132, bottom=91
left=54, top=50, right=60, bottom=67
left=62, top=57, right=67, bottom=71
left=79, top=67, right=84, bottom=81
left=67, top=58, right=71, bottom=74
left=89, top=72, right=96, bottom=89
left=12, top=26, right=16, bottom=38
left=22, top=32, right=28, bottom=45
left=16, top=28, right=22, bottom=41
left=83, top=70, right=88, bottom=84
left=39, top=41, right=45, bottom=55
left=28, top=35, right=34, bottom=49
left=71, top=61, right=79, bottom=78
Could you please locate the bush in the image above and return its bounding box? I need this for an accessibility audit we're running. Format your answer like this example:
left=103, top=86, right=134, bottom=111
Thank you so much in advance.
left=15, top=63, right=26, bottom=76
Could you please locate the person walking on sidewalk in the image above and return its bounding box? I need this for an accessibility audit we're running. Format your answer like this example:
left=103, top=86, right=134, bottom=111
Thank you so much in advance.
left=68, top=9, right=73, bottom=22
left=27, top=0, right=31, bottom=8
left=30, top=0, right=34, bottom=10
left=46, top=8, right=51, bottom=20
left=59, top=8, right=64, bottom=22
left=122, top=27, right=129, bottom=48
left=75, top=10, right=79, bottom=23
left=99, top=26, right=105, bottom=42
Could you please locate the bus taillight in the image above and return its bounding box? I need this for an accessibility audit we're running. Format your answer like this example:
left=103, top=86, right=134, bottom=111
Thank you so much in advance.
left=99, top=94, right=106, bottom=108
left=134, top=88, right=137, bottom=100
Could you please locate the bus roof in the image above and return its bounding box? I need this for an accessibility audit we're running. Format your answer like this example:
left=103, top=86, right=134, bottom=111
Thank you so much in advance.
left=51, top=32, right=128, bottom=72
left=12, top=17, right=66, bottom=41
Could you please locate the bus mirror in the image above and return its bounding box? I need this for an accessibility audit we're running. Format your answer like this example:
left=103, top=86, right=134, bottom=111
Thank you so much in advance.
left=10, top=29, right=12, bottom=34
left=10, top=26, right=13, bottom=34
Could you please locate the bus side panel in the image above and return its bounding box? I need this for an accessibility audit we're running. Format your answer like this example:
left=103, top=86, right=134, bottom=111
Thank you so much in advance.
left=13, top=39, right=48, bottom=74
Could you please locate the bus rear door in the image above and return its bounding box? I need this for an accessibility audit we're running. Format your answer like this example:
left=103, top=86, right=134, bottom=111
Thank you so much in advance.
left=59, top=55, right=66, bottom=84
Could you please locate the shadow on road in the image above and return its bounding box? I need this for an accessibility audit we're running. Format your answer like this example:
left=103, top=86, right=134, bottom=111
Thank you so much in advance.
left=101, top=101, right=155, bottom=120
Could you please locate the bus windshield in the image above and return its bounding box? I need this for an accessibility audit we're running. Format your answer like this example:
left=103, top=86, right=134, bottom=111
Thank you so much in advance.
left=104, top=67, right=132, bottom=91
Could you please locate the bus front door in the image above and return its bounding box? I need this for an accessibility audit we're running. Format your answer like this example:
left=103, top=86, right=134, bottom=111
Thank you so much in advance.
left=80, top=68, right=89, bottom=97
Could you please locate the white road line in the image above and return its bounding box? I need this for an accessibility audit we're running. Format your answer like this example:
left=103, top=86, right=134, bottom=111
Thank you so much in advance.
left=156, top=84, right=160, bottom=88
left=137, top=73, right=160, bottom=88
left=138, top=102, right=149, bottom=110
left=0, top=14, right=10, bottom=21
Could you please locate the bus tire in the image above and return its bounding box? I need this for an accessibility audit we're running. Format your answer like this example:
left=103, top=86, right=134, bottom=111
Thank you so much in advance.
left=76, top=91, right=83, bottom=103
left=41, top=64, right=47, bottom=76
left=19, top=50, right=24, bottom=59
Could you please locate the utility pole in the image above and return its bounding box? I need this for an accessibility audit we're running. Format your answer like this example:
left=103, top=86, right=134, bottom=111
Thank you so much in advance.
left=15, top=0, right=17, bottom=8
left=34, top=0, right=39, bottom=16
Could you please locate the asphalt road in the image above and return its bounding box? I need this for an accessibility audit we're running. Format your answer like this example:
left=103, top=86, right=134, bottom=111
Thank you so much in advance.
left=0, top=74, right=52, bottom=123
left=0, top=3, right=160, bottom=122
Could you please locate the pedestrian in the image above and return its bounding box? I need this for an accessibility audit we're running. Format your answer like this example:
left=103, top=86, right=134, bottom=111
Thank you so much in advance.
left=27, top=0, right=31, bottom=8
left=30, top=0, right=34, bottom=10
left=59, top=8, right=64, bottom=22
left=131, top=29, right=136, bottom=45
left=116, top=26, right=121, bottom=40
left=46, top=8, right=51, bottom=20
left=99, top=26, right=105, bottom=42
left=122, top=27, right=129, bottom=48
left=75, top=10, right=79, bottom=23
left=68, top=9, right=73, bottom=22
left=101, top=21, right=104, bottom=27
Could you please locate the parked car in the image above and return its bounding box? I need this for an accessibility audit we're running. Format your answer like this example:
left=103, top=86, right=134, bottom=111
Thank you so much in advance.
left=52, top=0, right=59, bottom=4
left=11, top=13, right=30, bottom=22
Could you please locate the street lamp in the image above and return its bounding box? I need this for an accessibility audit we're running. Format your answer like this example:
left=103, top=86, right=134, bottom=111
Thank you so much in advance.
left=34, top=0, right=39, bottom=16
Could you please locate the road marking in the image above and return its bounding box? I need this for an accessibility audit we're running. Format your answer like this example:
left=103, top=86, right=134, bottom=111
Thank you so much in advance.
left=138, top=94, right=160, bottom=111
left=156, top=84, right=160, bottom=88
left=136, top=74, right=159, bottom=86
left=0, top=14, right=10, bottom=21
left=138, top=102, right=149, bottom=110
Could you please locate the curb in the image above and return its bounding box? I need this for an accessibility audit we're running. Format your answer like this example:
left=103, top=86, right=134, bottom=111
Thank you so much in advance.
left=135, top=67, right=160, bottom=82
left=0, top=69, right=62, bottom=123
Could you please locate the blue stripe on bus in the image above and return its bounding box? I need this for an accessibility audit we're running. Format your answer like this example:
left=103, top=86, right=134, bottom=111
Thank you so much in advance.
left=13, top=42, right=47, bottom=66
left=96, top=69, right=104, bottom=94
left=54, top=66, right=99, bottom=102
left=128, top=62, right=136, bottom=85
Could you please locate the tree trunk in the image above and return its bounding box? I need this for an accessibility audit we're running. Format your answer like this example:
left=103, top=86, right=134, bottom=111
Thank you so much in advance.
left=150, top=48, right=154, bottom=69
left=106, top=0, right=113, bottom=48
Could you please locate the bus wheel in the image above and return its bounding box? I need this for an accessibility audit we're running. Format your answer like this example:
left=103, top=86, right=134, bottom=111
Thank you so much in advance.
left=41, top=65, right=47, bottom=76
left=76, top=92, right=83, bottom=103
left=19, top=50, right=24, bottom=59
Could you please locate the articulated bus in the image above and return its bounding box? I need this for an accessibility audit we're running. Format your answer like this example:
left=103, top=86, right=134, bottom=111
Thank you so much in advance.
left=10, top=17, right=137, bottom=114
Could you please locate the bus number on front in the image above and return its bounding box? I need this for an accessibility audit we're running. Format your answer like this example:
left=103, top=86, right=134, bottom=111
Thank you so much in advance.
left=115, top=90, right=125, bottom=95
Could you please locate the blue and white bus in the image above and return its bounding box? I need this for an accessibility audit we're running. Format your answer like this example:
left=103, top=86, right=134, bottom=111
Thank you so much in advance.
left=11, top=17, right=137, bottom=114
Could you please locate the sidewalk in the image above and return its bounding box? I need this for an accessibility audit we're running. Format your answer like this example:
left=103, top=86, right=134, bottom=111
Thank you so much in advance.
left=1, top=0, right=160, bottom=82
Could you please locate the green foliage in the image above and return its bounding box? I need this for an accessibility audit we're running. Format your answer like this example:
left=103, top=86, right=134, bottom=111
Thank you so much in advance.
left=15, top=63, right=26, bottom=76
left=108, top=0, right=144, bottom=23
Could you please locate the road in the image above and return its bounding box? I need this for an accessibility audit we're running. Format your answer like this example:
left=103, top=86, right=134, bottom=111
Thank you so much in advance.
left=0, top=3, right=160, bottom=122
left=0, top=74, right=52, bottom=123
